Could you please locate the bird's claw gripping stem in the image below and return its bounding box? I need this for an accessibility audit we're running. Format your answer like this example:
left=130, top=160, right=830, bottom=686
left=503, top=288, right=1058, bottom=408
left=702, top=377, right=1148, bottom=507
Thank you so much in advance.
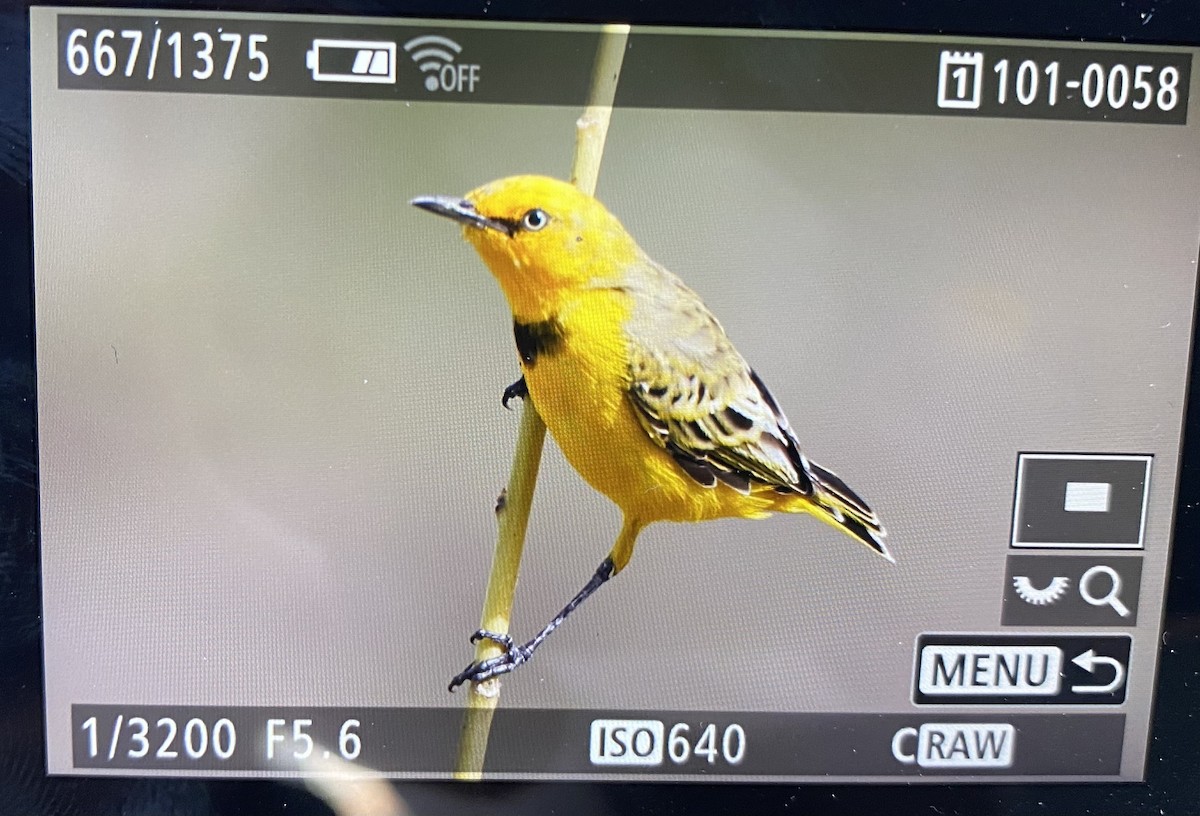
left=448, top=630, right=534, bottom=691
left=469, top=628, right=513, bottom=649
left=501, top=376, right=528, bottom=409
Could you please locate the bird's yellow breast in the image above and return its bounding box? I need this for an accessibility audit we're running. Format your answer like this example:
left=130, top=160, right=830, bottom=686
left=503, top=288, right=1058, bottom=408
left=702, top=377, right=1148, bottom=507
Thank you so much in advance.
left=524, top=289, right=775, bottom=524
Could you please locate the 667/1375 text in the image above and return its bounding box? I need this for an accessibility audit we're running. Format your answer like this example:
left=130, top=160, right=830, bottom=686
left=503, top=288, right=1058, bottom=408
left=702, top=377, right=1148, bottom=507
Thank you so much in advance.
left=64, top=26, right=269, bottom=82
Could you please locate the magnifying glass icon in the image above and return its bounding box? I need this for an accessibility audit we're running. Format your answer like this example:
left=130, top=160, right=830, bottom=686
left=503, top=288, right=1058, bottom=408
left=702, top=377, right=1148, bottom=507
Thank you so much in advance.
left=1079, top=565, right=1131, bottom=618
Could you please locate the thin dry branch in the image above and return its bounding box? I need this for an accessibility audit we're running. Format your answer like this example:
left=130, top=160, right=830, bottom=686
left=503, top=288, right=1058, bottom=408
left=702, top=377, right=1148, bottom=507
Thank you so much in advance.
left=453, top=22, right=631, bottom=780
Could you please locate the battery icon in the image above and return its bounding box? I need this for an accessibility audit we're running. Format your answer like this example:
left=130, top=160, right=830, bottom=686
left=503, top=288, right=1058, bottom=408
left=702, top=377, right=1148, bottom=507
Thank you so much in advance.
left=305, top=39, right=397, bottom=84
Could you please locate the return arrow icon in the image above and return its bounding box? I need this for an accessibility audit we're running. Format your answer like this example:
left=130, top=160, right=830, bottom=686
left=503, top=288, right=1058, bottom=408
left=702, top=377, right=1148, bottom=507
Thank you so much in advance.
left=1071, top=649, right=1126, bottom=694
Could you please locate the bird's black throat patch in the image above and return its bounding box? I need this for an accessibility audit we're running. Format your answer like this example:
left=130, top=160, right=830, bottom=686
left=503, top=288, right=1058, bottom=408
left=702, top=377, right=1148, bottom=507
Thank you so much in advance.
left=513, top=318, right=565, bottom=366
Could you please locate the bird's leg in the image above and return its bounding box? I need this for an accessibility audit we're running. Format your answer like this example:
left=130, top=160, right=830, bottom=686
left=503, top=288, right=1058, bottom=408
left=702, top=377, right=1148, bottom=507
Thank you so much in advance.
left=448, top=519, right=644, bottom=692
left=501, top=376, right=528, bottom=409
left=448, top=557, right=615, bottom=691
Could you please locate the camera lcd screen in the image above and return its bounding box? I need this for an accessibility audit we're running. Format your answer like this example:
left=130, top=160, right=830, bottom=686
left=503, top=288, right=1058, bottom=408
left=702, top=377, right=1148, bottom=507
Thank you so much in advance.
left=29, top=6, right=1200, bottom=782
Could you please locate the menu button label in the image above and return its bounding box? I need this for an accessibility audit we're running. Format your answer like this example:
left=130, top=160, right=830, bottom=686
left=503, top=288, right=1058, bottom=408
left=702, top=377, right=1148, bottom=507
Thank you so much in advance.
left=914, top=634, right=1130, bottom=705
left=919, top=645, right=1062, bottom=696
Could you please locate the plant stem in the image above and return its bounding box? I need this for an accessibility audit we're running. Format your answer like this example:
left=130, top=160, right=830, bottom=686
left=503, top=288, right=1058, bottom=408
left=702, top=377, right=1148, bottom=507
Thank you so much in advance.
left=570, top=25, right=630, bottom=197
left=453, top=22, right=630, bottom=781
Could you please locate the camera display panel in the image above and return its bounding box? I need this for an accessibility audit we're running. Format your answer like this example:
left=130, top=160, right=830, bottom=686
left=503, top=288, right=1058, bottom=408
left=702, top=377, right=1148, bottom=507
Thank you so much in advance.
left=29, top=7, right=1200, bottom=782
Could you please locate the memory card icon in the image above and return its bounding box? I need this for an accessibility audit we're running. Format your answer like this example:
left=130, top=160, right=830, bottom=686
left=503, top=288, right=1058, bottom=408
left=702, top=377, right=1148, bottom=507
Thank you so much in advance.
left=306, top=39, right=397, bottom=84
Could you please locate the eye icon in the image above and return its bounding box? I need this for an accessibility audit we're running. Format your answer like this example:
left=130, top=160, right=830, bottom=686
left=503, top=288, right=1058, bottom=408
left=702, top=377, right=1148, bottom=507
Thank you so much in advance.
left=1012, top=575, right=1070, bottom=606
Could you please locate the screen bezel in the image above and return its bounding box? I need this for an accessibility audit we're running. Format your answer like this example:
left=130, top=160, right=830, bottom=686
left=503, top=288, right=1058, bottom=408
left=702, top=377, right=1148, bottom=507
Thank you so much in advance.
left=3, top=0, right=1198, bottom=813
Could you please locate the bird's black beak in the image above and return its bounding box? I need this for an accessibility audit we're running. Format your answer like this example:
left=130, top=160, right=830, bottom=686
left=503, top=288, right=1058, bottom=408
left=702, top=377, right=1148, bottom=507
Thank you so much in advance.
left=410, top=195, right=513, bottom=236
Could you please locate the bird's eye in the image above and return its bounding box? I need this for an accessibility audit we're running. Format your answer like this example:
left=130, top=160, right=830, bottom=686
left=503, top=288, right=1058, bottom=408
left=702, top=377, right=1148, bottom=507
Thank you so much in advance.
left=521, top=208, right=549, bottom=232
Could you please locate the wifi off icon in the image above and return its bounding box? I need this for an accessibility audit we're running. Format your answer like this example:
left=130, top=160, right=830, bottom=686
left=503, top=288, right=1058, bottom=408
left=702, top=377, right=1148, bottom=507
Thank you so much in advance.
left=404, top=35, right=481, bottom=93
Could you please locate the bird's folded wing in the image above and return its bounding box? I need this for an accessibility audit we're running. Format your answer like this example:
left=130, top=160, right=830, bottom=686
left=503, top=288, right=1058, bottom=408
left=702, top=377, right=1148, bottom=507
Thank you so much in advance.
left=621, top=271, right=812, bottom=496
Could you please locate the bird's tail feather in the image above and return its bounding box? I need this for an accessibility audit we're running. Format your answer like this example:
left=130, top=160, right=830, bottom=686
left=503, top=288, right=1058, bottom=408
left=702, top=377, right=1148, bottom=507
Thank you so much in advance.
left=805, top=459, right=892, bottom=562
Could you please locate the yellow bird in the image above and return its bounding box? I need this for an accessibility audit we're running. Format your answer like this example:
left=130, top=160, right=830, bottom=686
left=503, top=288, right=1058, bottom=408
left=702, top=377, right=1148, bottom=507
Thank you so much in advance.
left=412, top=175, right=891, bottom=690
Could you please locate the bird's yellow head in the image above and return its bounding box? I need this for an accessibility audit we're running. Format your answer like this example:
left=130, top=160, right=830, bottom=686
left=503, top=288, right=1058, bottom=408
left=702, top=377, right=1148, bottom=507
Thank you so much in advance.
left=412, top=175, right=641, bottom=322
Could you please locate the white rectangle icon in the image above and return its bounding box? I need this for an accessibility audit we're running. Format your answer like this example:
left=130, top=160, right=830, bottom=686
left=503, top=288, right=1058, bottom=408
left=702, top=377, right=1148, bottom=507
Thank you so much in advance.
left=589, top=719, right=664, bottom=766
left=1064, top=481, right=1111, bottom=512
left=893, top=723, right=1015, bottom=768
left=919, top=645, right=1062, bottom=695
left=1011, top=453, right=1152, bottom=549
left=306, top=39, right=397, bottom=84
